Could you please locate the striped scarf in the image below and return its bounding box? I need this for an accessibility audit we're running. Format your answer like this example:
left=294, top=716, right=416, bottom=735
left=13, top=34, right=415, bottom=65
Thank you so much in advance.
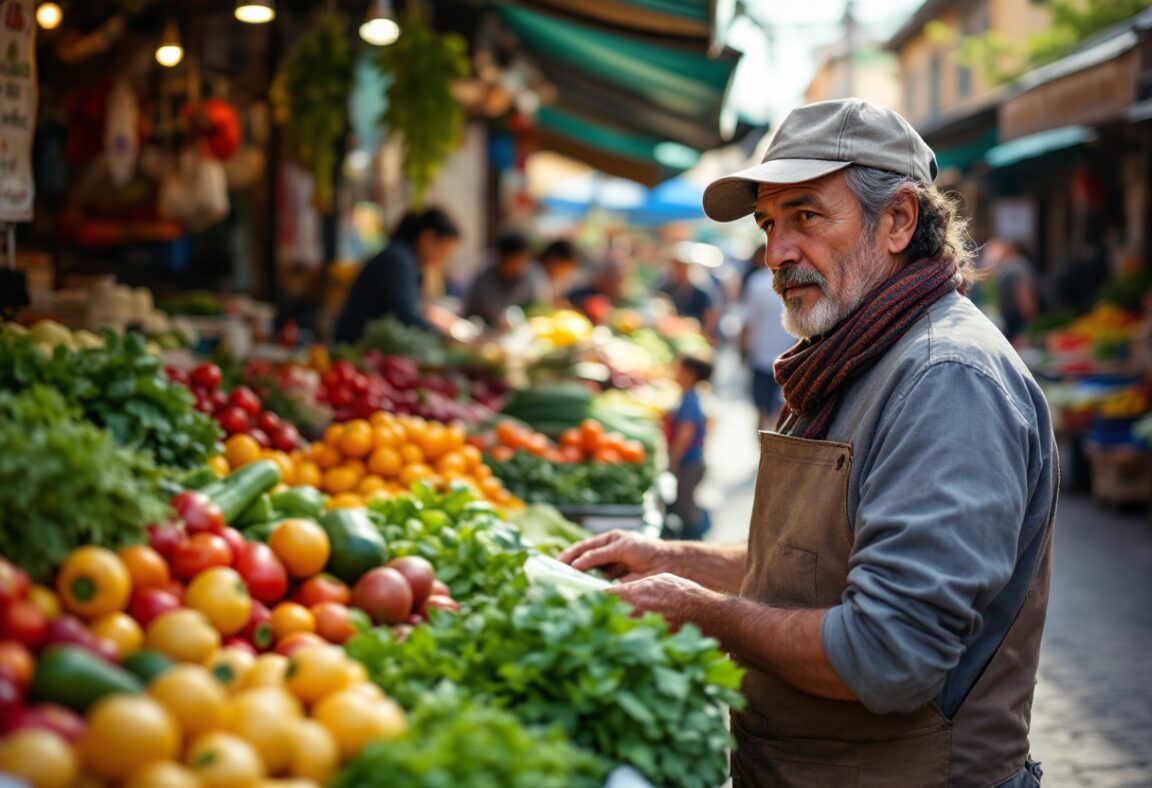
left=774, top=257, right=959, bottom=440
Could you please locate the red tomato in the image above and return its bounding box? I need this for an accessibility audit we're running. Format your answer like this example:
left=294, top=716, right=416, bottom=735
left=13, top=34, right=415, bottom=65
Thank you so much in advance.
left=0, top=558, right=30, bottom=607
left=216, top=406, right=251, bottom=435
left=165, top=580, right=186, bottom=604
left=229, top=386, right=262, bottom=416
left=248, top=428, right=271, bottom=449
left=147, top=521, right=187, bottom=561
left=240, top=601, right=274, bottom=651
left=172, top=491, right=225, bottom=535
left=171, top=533, right=234, bottom=581
left=234, top=542, right=288, bottom=605
left=270, top=423, right=301, bottom=452
left=4, top=703, right=87, bottom=743
left=0, top=600, right=47, bottom=648
left=189, top=363, right=224, bottom=391
left=219, top=527, right=247, bottom=566
left=0, top=642, right=34, bottom=689
left=222, top=637, right=259, bottom=656
left=311, top=603, right=356, bottom=644
left=294, top=574, right=350, bottom=608
left=351, top=568, right=412, bottom=625
left=275, top=632, right=326, bottom=657
left=127, top=588, right=182, bottom=629
left=256, top=411, right=282, bottom=433
left=0, top=676, right=21, bottom=724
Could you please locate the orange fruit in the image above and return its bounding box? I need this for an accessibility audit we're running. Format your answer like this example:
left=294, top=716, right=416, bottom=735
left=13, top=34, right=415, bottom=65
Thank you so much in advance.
left=460, top=444, right=483, bottom=468
left=594, top=447, right=622, bottom=463
left=435, top=451, right=467, bottom=476
left=619, top=440, right=646, bottom=464
left=399, top=463, right=434, bottom=487
left=445, top=422, right=467, bottom=450
left=358, top=475, right=387, bottom=496
left=337, top=421, right=373, bottom=458
left=371, top=425, right=394, bottom=449
left=326, top=493, right=365, bottom=510
left=312, top=444, right=342, bottom=470
left=268, top=519, right=331, bottom=578
left=262, top=450, right=296, bottom=486
left=398, top=443, right=424, bottom=465
left=323, top=423, right=345, bottom=447
left=225, top=434, right=263, bottom=469
left=207, top=455, right=230, bottom=477
left=473, top=462, right=493, bottom=480
left=368, top=412, right=392, bottom=428
left=488, top=445, right=514, bottom=463
left=118, top=545, right=171, bottom=590
left=323, top=466, right=360, bottom=495
left=295, top=461, right=322, bottom=488
left=494, top=422, right=520, bottom=447
left=479, top=476, right=505, bottom=499
left=368, top=446, right=402, bottom=478
left=270, top=602, right=316, bottom=641
left=559, top=428, right=582, bottom=449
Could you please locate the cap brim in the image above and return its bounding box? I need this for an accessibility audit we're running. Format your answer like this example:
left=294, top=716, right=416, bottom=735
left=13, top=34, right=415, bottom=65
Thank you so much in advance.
left=702, top=159, right=853, bottom=222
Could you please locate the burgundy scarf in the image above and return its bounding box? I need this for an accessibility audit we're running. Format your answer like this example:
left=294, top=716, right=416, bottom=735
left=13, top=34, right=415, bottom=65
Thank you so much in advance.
left=774, top=258, right=959, bottom=440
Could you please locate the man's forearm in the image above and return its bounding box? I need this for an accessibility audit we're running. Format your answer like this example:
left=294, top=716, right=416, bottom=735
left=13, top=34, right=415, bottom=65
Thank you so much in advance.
left=669, top=542, right=746, bottom=594
left=688, top=591, right=857, bottom=702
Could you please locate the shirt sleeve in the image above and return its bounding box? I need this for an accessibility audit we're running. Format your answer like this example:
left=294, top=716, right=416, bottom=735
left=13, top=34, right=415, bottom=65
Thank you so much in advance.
left=821, top=361, right=1036, bottom=714
left=384, top=254, right=431, bottom=331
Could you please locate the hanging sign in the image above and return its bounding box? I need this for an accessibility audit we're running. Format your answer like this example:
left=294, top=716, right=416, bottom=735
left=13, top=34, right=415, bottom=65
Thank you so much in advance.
left=0, top=0, right=35, bottom=222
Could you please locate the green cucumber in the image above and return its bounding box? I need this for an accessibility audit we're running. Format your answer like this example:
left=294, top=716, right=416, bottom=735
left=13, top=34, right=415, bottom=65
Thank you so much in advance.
left=200, top=460, right=282, bottom=524
left=270, top=486, right=327, bottom=519
left=179, top=467, right=219, bottom=491
left=234, top=493, right=275, bottom=528
left=29, top=646, right=144, bottom=712
left=318, top=508, right=388, bottom=584
left=121, top=649, right=175, bottom=683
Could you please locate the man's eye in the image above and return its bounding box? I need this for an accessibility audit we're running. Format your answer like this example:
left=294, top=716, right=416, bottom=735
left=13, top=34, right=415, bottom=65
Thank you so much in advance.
left=800, top=211, right=817, bottom=222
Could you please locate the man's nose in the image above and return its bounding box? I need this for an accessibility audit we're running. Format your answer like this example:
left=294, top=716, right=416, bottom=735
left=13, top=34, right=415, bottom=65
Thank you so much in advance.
left=763, top=230, right=799, bottom=271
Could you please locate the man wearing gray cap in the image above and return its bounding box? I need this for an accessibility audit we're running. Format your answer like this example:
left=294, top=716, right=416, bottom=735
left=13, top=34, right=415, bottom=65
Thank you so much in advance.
left=561, top=99, right=1057, bottom=787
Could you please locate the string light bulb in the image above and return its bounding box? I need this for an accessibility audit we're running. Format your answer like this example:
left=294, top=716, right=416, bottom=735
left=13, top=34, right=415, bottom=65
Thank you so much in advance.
left=234, top=0, right=275, bottom=24
left=360, top=0, right=400, bottom=46
left=36, top=2, right=62, bottom=30
left=155, top=20, right=183, bottom=67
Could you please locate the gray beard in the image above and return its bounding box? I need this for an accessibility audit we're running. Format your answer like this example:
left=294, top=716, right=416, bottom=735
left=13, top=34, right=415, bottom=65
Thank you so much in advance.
left=776, top=238, right=880, bottom=339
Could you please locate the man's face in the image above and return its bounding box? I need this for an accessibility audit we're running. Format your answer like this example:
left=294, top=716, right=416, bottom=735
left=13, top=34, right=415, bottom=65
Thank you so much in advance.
left=754, top=172, right=891, bottom=339
left=416, top=233, right=460, bottom=269
left=669, top=259, right=690, bottom=285
left=499, top=251, right=532, bottom=280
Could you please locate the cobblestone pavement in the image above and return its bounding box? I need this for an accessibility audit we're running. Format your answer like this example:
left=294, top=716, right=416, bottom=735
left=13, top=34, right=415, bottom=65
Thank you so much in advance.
left=700, top=351, right=1152, bottom=786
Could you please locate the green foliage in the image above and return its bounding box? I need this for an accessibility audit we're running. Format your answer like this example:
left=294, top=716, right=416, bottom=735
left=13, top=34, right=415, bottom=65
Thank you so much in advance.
left=956, top=0, right=1151, bottom=85
left=0, top=332, right=220, bottom=469
left=0, top=387, right=169, bottom=580
left=377, top=6, right=470, bottom=208
left=489, top=451, right=655, bottom=506
left=335, top=686, right=606, bottom=788
left=274, top=11, right=355, bottom=213
left=345, top=583, right=745, bottom=788
left=358, top=314, right=448, bottom=366
left=368, top=483, right=530, bottom=601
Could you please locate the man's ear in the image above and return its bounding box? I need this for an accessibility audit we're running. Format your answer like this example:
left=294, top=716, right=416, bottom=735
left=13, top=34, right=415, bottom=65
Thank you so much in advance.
left=883, top=187, right=919, bottom=256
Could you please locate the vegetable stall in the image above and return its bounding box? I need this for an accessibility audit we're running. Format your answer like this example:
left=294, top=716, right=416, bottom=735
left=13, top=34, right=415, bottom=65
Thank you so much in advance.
left=0, top=311, right=740, bottom=788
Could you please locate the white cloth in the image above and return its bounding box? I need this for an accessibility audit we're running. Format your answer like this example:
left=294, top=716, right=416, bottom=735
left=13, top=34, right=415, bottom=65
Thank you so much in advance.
left=742, top=268, right=794, bottom=371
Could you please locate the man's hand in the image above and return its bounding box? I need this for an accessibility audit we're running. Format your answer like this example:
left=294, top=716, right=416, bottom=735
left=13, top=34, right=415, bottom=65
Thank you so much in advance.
left=607, top=572, right=718, bottom=631
left=558, top=530, right=679, bottom=582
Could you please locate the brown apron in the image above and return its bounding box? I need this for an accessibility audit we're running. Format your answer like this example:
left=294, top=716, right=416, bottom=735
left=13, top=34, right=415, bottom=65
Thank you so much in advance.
left=731, top=431, right=1052, bottom=787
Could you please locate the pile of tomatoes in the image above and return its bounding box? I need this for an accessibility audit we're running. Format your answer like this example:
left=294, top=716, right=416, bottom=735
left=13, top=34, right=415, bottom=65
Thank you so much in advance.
left=484, top=419, right=647, bottom=465
left=170, top=362, right=302, bottom=453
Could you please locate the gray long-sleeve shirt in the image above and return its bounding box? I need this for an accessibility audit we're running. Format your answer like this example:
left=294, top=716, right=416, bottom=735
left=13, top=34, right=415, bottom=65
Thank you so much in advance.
left=809, top=292, right=1057, bottom=715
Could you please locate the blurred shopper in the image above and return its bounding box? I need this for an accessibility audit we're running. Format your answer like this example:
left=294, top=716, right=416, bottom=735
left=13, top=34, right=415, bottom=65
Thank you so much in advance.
left=334, top=207, right=460, bottom=343
left=537, top=239, right=581, bottom=307
left=741, top=250, right=795, bottom=428
left=462, top=230, right=548, bottom=327
left=568, top=259, right=625, bottom=324
left=561, top=99, right=1057, bottom=788
left=988, top=238, right=1039, bottom=346
left=657, top=243, right=719, bottom=337
left=665, top=353, right=713, bottom=541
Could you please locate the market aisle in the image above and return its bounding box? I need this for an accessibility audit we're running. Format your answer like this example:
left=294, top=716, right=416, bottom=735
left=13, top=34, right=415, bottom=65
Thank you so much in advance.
left=699, top=352, right=1152, bottom=786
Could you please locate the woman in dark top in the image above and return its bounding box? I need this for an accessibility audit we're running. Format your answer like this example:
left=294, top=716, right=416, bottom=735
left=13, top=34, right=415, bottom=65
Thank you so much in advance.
left=334, top=208, right=461, bottom=343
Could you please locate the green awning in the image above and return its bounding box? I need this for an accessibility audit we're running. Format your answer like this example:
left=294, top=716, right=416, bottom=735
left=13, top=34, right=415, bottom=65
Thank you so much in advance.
left=934, top=127, right=998, bottom=172
left=986, top=126, right=1097, bottom=168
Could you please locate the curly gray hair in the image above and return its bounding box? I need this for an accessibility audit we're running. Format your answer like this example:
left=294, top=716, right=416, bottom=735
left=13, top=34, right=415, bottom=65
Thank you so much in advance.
left=842, top=166, right=977, bottom=287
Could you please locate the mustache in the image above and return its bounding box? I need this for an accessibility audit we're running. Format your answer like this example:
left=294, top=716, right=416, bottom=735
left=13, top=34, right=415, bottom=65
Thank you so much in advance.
left=773, top=266, right=827, bottom=296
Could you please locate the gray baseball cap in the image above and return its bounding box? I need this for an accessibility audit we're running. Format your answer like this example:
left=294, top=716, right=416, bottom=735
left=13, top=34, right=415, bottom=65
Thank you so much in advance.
left=703, top=99, right=938, bottom=222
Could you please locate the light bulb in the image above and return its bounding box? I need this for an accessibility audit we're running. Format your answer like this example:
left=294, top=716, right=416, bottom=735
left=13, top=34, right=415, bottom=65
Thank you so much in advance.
left=156, top=21, right=183, bottom=67
left=36, top=2, right=62, bottom=30
left=360, top=0, right=400, bottom=46
left=235, top=0, right=275, bottom=24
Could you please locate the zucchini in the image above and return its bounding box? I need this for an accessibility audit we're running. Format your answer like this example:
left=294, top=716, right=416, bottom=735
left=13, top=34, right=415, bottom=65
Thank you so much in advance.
left=318, top=508, right=388, bottom=584
left=234, top=493, right=274, bottom=528
left=270, top=486, right=327, bottom=519
left=29, top=646, right=144, bottom=712
left=199, top=460, right=282, bottom=524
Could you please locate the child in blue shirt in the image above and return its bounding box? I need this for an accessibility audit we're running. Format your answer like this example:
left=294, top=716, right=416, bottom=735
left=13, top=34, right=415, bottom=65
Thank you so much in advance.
left=666, top=353, right=713, bottom=540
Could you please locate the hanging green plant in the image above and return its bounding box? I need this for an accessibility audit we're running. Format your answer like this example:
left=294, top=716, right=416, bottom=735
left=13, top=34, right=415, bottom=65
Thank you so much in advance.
left=377, top=5, right=470, bottom=208
left=272, top=11, right=354, bottom=213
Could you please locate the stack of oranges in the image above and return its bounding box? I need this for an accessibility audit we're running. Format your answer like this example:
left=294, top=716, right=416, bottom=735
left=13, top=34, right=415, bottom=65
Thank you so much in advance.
left=294, top=412, right=520, bottom=509
left=216, top=435, right=300, bottom=485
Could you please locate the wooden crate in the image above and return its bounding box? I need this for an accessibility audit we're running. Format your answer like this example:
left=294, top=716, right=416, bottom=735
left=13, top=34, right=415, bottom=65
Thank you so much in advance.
left=1084, top=442, right=1152, bottom=507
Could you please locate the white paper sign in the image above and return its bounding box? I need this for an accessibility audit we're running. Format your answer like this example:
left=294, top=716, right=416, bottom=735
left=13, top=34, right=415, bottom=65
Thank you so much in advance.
left=0, top=0, right=35, bottom=222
